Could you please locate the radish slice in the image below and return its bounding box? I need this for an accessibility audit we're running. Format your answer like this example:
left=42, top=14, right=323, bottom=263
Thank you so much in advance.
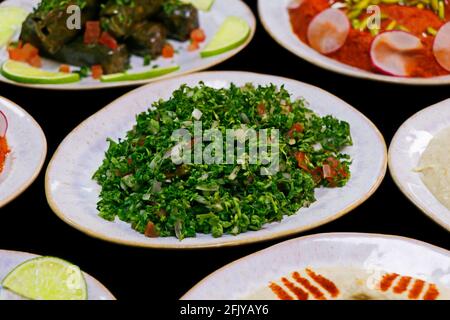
left=433, top=22, right=450, bottom=72
left=287, top=0, right=303, bottom=10
left=307, top=8, right=350, bottom=54
left=0, top=110, right=7, bottom=137
left=370, top=31, right=424, bottom=77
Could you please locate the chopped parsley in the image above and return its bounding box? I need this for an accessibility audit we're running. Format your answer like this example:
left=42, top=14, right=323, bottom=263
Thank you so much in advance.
left=93, top=83, right=352, bottom=240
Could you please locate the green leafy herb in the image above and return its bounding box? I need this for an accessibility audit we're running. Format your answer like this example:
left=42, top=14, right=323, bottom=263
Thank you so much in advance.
left=93, top=83, right=352, bottom=240
left=143, top=55, right=152, bottom=66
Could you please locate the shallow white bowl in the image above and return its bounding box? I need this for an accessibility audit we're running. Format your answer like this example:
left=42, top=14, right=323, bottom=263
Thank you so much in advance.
left=182, top=233, right=450, bottom=300
left=45, top=71, right=387, bottom=249
left=0, top=249, right=115, bottom=300
left=389, top=99, right=450, bottom=232
left=258, top=0, right=450, bottom=85
left=0, top=0, right=256, bottom=90
left=0, top=96, right=46, bottom=208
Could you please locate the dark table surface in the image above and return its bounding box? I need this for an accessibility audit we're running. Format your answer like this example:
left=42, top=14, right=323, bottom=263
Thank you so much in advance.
left=0, top=0, right=449, bottom=301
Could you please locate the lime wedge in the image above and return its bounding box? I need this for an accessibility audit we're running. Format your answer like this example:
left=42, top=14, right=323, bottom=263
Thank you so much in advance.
left=1, top=257, right=87, bottom=300
left=181, top=0, right=215, bottom=11
left=0, top=7, right=28, bottom=47
left=101, top=65, right=180, bottom=82
left=201, top=17, right=250, bottom=58
left=1, top=60, right=80, bottom=84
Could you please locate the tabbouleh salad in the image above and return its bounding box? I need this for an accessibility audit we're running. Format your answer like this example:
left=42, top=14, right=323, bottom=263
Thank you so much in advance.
left=93, top=83, right=352, bottom=239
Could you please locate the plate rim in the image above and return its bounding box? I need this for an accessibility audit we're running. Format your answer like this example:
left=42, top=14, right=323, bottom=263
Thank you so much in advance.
left=388, top=99, right=450, bottom=233
left=0, top=0, right=256, bottom=91
left=0, top=249, right=116, bottom=300
left=45, top=70, right=388, bottom=249
left=0, top=96, right=47, bottom=209
left=181, top=232, right=450, bottom=299
left=257, top=0, right=450, bottom=86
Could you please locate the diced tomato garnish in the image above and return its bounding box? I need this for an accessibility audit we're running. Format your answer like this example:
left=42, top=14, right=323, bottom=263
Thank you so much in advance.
left=28, top=55, right=42, bottom=68
left=59, top=64, right=70, bottom=73
left=288, top=123, right=304, bottom=138
left=257, top=103, right=266, bottom=116
left=162, top=43, right=175, bottom=58
left=191, top=28, right=206, bottom=43
left=295, top=151, right=309, bottom=172
left=8, top=43, right=41, bottom=67
left=8, top=47, right=27, bottom=62
left=21, top=43, right=38, bottom=58
left=91, top=65, right=103, bottom=79
left=84, top=21, right=101, bottom=44
left=188, top=41, right=200, bottom=51
left=144, top=221, right=159, bottom=237
left=98, top=31, right=118, bottom=50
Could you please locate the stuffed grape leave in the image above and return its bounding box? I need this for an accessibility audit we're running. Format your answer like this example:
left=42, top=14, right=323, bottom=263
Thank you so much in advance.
left=126, top=22, right=167, bottom=57
left=100, top=0, right=164, bottom=39
left=51, top=36, right=130, bottom=74
left=20, top=0, right=99, bottom=54
left=159, top=1, right=199, bottom=41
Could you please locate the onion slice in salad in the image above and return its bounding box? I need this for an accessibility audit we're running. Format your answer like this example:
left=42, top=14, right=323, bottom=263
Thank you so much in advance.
left=370, top=31, right=424, bottom=77
left=0, top=110, right=7, bottom=137
left=433, top=22, right=450, bottom=72
left=307, top=8, right=350, bottom=54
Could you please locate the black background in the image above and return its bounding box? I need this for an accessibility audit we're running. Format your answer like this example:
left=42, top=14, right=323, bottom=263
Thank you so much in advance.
left=0, top=0, right=449, bottom=302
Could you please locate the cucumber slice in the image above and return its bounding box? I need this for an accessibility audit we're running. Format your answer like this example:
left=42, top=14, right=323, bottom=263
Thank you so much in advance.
left=201, top=17, right=250, bottom=58
left=1, top=60, right=80, bottom=84
left=0, top=7, right=28, bottom=47
left=101, top=65, right=180, bottom=82
left=181, top=0, right=215, bottom=11
left=2, top=256, right=87, bottom=300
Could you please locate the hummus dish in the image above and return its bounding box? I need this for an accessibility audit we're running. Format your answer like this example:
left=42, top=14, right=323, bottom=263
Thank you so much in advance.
left=416, top=126, right=450, bottom=210
left=247, top=267, right=447, bottom=300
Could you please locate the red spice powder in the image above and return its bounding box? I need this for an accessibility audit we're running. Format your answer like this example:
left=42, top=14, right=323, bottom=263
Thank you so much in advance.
left=0, top=136, right=9, bottom=173
left=289, top=0, right=450, bottom=77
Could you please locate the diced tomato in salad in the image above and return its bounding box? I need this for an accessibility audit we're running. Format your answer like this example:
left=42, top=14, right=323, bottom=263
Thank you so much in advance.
left=91, top=65, right=103, bottom=79
left=288, top=123, right=304, bottom=138
left=322, top=156, right=349, bottom=187
left=84, top=21, right=101, bottom=44
left=257, top=103, right=266, bottom=116
left=294, top=152, right=309, bottom=172
left=144, top=221, right=159, bottom=237
left=294, top=152, right=349, bottom=187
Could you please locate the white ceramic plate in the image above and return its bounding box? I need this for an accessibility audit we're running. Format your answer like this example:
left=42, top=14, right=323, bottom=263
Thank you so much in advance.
left=182, top=233, right=450, bottom=300
left=389, top=99, right=450, bottom=232
left=45, top=71, right=387, bottom=249
left=0, top=96, right=46, bottom=208
left=0, top=0, right=255, bottom=90
left=258, top=0, right=450, bottom=85
left=0, top=249, right=115, bottom=300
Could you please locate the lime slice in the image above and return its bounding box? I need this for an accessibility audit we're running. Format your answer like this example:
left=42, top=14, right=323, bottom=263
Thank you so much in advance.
left=2, top=257, right=87, bottom=300
left=181, top=0, right=215, bottom=11
left=201, top=17, right=250, bottom=58
left=101, top=65, right=180, bottom=82
left=1, top=60, right=80, bottom=84
left=0, top=7, right=28, bottom=47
